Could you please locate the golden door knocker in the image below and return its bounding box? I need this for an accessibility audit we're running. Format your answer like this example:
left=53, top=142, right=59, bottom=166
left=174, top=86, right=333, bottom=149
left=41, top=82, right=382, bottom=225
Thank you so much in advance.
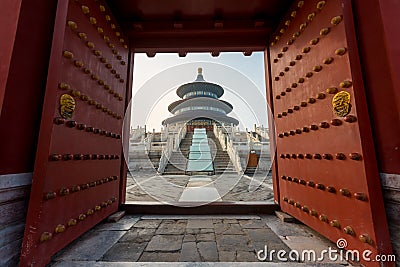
left=332, top=91, right=351, bottom=117
left=59, top=94, right=76, bottom=119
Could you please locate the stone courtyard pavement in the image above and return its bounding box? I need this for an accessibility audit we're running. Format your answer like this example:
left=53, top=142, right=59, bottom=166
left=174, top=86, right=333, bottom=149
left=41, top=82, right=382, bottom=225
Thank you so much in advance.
left=50, top=214, right=351, bottom=266
left=126, top=170, right=274, bottom=203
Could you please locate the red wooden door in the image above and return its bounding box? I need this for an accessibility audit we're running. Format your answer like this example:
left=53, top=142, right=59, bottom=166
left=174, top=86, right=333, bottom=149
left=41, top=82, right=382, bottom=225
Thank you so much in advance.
left=20, top=0, right=129, bottom=265
left=268, top=0, right=393, bottom=266
left=247, top=153, right=258, bottom=168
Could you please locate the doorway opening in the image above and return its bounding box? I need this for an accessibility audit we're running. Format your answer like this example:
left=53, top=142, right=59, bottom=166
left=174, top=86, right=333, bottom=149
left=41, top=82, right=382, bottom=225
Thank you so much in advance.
left=125, top=52, right=275, bottom=207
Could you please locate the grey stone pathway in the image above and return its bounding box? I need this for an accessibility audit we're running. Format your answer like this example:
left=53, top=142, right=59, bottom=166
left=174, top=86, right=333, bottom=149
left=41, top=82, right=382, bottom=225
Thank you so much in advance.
left=50, top=215, right=351, bottom=266
left=126, top=170, right=274, bottom=203
left=179, top=176, right=221, bottom=202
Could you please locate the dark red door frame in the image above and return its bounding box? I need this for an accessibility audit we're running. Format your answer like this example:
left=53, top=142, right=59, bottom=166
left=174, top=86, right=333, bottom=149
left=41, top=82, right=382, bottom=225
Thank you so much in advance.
left=119, top=48, right=134, bottom=205
left=0, top=0, right=22, bottom=113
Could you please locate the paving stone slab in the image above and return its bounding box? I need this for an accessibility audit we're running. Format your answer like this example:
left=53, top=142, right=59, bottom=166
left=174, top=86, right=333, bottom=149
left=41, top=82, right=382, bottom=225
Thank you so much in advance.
left=187, top=219, right=214, bottom=229
left=156, top=221, right=186, bottom=234
left=214, top=223, right=229, bottom=234
left=216, top=234, right=250, bottom=249
left=218, top=251, right=236, bottom=262
left=139, top=252, right=180, bottom=262
left=179, top=242, right=201, bottom=262
left=53, top=230, right=126, bottom=261
left=245, top=228, right=284, bottom=243
left=213, top=219, right=223, bottom=224
left=197, top=241, right=219, bottom=261
left=223, top=219, right=238, bottom=224
left=200, top=228, right=214, bottom=233
left=160, top=219, right=178, bottom=224
left=183, top=234, right=196, bottom=242
left=102, top=242, right=146, bottom=262
left=145, top=235, right=183, bottom=252
left=196, top=233, right=215, bottom=241
left=238, top=219, right=266, bottom=229
left=236, top=251, right=258, bottom=262
left=133, top=219, right=162, bottom=229
left=119, top=228, right=156, bottom=243
left=215, top=223, right=244, bottom=235
left=186, top=228, right=200, bottom=234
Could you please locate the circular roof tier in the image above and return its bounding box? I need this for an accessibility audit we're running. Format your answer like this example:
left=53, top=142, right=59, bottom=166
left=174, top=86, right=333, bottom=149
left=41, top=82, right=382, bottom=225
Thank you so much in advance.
left=176, top=68, right=224, bottom=98
left=168, top=97, right=233, bottom=114
left=162, top=109, right=239, bottom=126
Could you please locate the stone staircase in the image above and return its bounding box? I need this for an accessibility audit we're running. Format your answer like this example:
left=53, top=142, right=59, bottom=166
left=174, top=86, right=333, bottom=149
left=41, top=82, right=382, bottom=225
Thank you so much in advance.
left=163, top=130, right=236, bottom=175
left=244, top=166, right=257, bottom=176
left=207, top=132, right=236, bottom=174
left=163, top=133, right=192, bottom=175
left=147, top=151, right=161, bottom=171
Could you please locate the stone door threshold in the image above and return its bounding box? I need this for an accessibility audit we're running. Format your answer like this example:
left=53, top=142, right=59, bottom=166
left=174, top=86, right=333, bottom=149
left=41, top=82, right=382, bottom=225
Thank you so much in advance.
left=53, top=262, right=344, bottom=266
left=123, top=201, right=279, bottom=215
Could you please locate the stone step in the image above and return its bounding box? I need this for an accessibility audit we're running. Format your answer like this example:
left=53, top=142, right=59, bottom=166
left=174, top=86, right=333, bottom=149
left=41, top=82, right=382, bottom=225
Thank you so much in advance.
left=215, top=168, right=236, bottom=171
left=164, top=167, right=186, bottom=173
left=162, top=171, right=186, bottom=175
left=161, top=130, right=235, bottom=175
left=164, top=169, right=186, bottom=173
left=166, top=165, right=186, bottom=168
left=215, top=171, right=238, bottom=174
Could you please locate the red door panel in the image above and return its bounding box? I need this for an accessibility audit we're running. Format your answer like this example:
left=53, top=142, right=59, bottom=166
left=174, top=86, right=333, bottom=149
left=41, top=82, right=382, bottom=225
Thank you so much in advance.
left=20, top=0, right=129, bottom=265
left=269, top=0, right=393, bottom=266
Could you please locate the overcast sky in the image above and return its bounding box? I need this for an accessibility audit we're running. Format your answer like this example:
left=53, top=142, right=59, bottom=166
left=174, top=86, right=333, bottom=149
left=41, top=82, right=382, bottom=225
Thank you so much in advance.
left=130, top=52, right=269, bottom=131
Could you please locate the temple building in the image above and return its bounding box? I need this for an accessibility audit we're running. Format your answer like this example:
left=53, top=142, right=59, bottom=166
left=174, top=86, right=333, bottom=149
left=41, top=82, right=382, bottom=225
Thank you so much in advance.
left=163, top=68, right=239, bottom=131
left=129, top=68, right=271, bottom=175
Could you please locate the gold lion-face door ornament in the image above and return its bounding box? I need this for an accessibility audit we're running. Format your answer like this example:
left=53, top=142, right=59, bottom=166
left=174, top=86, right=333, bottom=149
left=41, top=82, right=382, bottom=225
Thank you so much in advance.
left=59, top=94, right=76, bottom=119
left=332, top=91, right=351, bottom=117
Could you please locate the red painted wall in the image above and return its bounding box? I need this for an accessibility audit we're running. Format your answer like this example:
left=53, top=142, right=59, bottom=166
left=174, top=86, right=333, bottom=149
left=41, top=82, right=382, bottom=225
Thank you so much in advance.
left=0, top=0, right=22, bottom=114
left=352, top=0, right=400, bottom=175
left=0, top=0, right=58, bottom=175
